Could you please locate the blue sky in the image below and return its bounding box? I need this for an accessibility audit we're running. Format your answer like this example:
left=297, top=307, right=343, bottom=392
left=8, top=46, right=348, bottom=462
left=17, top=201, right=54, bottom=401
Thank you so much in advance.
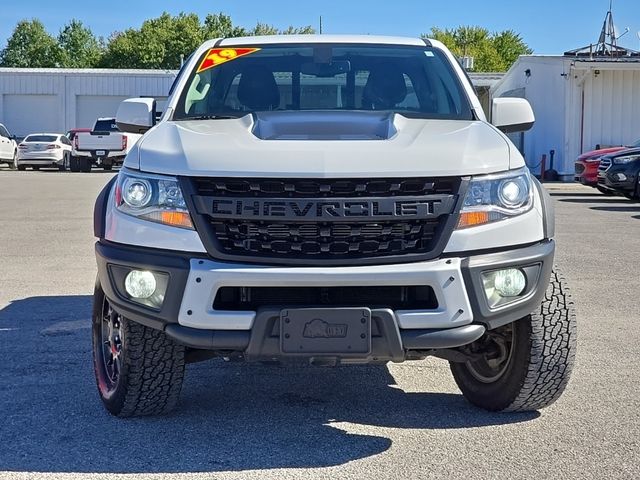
left=1, top=0, right=639, bottom=55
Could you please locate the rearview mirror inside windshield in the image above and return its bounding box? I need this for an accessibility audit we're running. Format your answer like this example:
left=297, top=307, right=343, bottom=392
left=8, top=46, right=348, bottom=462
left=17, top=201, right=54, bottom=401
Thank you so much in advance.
left=300, top=60, right=351, bottom=77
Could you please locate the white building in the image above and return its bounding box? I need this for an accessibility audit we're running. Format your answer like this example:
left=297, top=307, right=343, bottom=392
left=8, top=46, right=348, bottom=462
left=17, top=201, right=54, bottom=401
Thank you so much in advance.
left=491, top=56, right=640, bottom=180
left=0, top=68, right=176, bottom=136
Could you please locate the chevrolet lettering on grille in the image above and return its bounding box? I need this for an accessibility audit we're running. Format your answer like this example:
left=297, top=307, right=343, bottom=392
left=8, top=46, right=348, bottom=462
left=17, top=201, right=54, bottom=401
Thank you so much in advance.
left=195, top=195, right=457, bottom=221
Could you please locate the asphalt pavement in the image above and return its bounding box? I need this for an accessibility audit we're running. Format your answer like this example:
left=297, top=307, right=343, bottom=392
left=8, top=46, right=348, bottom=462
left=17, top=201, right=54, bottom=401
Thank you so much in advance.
left=0, top=169, right=638, bottom=479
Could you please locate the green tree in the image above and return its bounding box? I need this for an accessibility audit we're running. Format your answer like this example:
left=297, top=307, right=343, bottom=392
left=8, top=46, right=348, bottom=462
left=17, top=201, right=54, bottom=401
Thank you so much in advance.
left=425, top=26, right=532, bottom=72
left=58, top=19, right=102, bottom=68
left=203, top=13, right=247, bottom=38
left=250, top=22, right=280, bottom=36
left=0, top=19, right=63, bottom=67
left=250, top=22, right=315, bottom=36
left=280, top=25, right=316, bottom=35
left=100, top=12, right=204, bottom=69
left=492, top=30, right=532, bottom=67
left=99, top=28, right=165, bottom=69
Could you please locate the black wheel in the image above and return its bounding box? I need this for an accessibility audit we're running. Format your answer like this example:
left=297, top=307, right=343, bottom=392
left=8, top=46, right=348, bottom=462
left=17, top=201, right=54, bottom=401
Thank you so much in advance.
left=596, top=186, right=614, bottom=196
left=623, top=183, right=639, bottom=201
left=59, top=154, right=68, bottom=171
left=17, top=164, right=26, bottom=171
left=450, top=269, right=576, bottom=412
left=103, top=164, right=113, bottom=171
left=80, top=157, right=92, bottom=173
left=92, top=280, right=186, bottom=417
left=10, top=151, right=17, bottom=170
left=69, top=156, right=80, bottom=172
left=32, top=166, right=40, bottom=171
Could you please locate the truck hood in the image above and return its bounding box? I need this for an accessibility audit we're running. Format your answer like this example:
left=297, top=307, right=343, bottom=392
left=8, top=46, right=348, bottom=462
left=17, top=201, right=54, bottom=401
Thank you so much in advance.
left=130, top=113, right=516, bottom=177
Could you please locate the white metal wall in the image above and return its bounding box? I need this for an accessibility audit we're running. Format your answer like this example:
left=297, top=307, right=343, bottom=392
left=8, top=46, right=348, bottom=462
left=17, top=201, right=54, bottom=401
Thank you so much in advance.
left=582, top=69, right=640, bottom=150
left=493, top=57, right=640, bottom=179
left=491, top=57, right=568, bottom=176
left=3, top=94, right=60, bottom=134
left=75, top=95, right=130, bottom=129
left=0, top=69, right=176, bottom=136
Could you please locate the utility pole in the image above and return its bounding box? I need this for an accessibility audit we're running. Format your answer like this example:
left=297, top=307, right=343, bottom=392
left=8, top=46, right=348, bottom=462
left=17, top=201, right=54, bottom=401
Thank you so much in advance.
left=319, top=16, right=323, bottom=34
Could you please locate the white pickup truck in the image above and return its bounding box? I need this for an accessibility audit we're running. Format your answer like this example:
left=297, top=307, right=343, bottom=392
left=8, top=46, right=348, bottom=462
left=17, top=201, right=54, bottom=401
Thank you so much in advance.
left=71, top=118, right=141, bottom=172
left=92, top=35, right=576, bottom=417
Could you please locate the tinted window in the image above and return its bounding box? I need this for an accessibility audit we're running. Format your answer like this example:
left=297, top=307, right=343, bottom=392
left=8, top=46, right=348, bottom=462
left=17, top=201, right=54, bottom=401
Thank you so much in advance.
left=24, top=135, right=57, bottom=143
left=175, top=44, right=472, bottom=120
left=94, top=120, right=119, bottom=132
left=0, top=125, right=9, bottom=138
left=60, top=136, right=71, bottom=145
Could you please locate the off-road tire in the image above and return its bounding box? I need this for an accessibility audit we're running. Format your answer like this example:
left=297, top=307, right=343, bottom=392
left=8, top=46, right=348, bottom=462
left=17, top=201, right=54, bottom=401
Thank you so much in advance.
left=92, top=282, right=186, bottom=417
left=450, top=269, right=576, bottom=412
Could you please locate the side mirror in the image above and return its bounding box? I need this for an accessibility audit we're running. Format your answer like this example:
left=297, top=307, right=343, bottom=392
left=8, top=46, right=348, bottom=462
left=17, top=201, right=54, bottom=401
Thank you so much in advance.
left=491, top=98, right=535, bottom=133
left=116, top=98, right=157, bottom=134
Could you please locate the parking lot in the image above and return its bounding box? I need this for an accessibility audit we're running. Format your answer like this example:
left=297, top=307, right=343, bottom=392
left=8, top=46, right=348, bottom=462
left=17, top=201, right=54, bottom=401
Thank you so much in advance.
left=0, top=169, right=639, bottom=480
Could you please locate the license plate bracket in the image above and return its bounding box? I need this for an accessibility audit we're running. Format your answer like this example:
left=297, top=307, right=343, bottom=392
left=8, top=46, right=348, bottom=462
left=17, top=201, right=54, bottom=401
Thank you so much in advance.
left=280, top=308, right=371, bottom=355
left=96, top=150, right=106, bottom=156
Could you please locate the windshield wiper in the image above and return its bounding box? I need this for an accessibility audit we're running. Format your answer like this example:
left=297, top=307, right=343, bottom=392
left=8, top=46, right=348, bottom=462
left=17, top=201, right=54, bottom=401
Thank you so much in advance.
left=175, top=114, right=242, bottom=121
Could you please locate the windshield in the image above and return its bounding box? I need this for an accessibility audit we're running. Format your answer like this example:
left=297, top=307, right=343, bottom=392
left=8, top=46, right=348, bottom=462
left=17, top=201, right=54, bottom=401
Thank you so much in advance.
left=174, top=44, right=473, bottom=121
left=94, top=120, right=119, bottom=132
left=24, top=135, right=57, bottom=143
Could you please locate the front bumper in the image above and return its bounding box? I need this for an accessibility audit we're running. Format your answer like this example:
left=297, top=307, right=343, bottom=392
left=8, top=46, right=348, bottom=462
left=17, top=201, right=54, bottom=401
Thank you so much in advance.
left=574, top=160, right=599, bottom=186
left=597, top=165, right=638, bottom=194
left=96, top=240, right=554, bottom=356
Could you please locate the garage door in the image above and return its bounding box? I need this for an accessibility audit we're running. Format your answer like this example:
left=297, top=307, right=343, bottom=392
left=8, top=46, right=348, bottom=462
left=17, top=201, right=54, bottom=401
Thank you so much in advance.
left=3, top=95, right=60, bottom=137
left=75, top=96, right=129, bottom=129
left=582, top=70, right=640, bottom=150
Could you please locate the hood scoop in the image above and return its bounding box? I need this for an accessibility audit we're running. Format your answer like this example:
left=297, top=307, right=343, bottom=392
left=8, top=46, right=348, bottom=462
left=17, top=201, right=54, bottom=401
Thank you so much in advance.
left=251, top=111, right=398, bottom=141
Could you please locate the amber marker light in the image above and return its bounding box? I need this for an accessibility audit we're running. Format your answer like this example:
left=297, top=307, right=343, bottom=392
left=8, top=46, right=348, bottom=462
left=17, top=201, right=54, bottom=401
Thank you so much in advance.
left=457, top=211, right=490, bottom=229
left=158, top=211, right=194, bottom=229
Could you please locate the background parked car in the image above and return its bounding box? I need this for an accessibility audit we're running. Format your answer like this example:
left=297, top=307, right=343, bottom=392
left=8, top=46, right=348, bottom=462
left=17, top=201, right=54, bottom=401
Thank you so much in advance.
left=0, top=123, right=18, bottom=169
left=575, top=138, right=640, bottom=192
left=16, top=133, right=72, bottom=171
left=71, top=118, right=141, bottom=172
left=597, top=147, right=640, bottom=200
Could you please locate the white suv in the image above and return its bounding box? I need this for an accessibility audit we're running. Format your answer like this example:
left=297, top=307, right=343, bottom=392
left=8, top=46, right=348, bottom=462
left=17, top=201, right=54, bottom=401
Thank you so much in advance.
left=0, top=123, right=18, bottom=169
left=91, top=35, right=576, bottom=417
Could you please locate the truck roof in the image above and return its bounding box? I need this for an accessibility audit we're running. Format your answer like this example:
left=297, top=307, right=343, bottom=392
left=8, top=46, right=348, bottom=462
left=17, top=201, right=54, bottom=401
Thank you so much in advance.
left=212, top=34, right=433, bottom=48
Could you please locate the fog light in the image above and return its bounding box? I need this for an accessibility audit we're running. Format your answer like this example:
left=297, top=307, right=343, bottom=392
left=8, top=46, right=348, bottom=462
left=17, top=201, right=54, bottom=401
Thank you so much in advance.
left=482, top=268, right=527, bottom=308
left=493, top=268, right=526, bottom=297
left=124, top=270, right=157, bottom=299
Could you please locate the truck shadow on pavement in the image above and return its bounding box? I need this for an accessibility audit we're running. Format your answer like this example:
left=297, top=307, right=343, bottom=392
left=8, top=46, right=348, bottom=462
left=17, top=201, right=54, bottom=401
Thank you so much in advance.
left=0, top=295, right=538, bottom=474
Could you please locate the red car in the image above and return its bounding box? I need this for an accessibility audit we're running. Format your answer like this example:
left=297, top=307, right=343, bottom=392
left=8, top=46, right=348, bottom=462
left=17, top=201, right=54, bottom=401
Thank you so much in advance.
left=575, top=139, right=640, bottom=190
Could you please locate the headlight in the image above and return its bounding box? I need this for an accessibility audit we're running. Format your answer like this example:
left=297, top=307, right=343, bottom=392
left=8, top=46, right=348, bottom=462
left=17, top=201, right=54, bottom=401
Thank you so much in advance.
left=458, top=167, right=533, bottom=229
left=114, top=170, right=194, bottom=229
left=612, top=156, right=640, bottom=165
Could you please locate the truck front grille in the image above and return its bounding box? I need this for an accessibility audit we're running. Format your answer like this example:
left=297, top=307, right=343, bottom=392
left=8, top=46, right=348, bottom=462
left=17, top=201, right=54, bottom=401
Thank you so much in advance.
left=598, top=158, right=611, bottom=172
left=182, top=177, right=463, bottom=266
